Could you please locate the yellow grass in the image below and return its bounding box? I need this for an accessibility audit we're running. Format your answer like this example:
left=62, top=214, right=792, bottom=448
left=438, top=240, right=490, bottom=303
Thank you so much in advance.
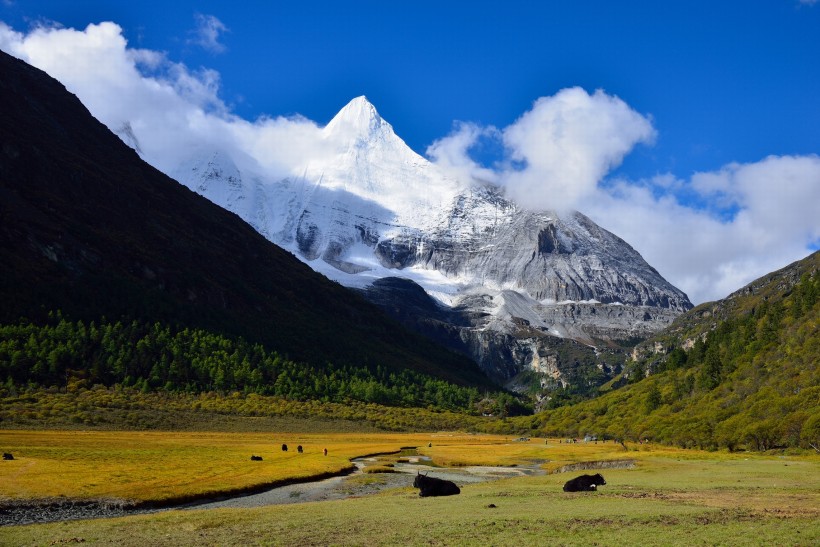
left=1, top=429, right=817, bottom=506
left=1, top=430, right=819, bottom=545
left=2, top=452, right=818, bottom=546
left=419, top=435, right=636, bottom=468
left=0, top=430, right=415, bottom=503
left=0, top=430, right=553, bottom=504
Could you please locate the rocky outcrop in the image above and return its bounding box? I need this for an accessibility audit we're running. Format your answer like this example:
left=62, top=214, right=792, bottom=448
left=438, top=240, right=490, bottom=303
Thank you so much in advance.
left=375, top=184, right=690, bottom=312
left=360, top=277, right=630, bottom=390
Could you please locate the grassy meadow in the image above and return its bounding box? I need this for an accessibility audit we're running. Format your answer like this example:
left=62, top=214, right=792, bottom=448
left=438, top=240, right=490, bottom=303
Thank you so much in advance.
left=0, top=430, right=818, bottom=546
left=0, top=430, right=557, bottom=504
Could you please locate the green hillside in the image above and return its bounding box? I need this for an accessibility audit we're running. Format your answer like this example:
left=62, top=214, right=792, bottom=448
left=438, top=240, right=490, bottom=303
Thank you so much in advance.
left=533, top=251, right=819, bottom=451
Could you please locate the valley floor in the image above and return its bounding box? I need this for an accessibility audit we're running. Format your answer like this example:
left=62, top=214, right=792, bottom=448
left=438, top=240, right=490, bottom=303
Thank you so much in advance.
left=0, top=430, right=818, bottom=545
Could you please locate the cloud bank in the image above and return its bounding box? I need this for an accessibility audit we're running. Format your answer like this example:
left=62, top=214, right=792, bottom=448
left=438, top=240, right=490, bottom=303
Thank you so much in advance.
left=427, top=93, right=819, bottom=305
left=1, top=19, right=817, bottom=305
left=0, top=20, right=329, bottom=179
left=585, top=156, right=820, bottom=304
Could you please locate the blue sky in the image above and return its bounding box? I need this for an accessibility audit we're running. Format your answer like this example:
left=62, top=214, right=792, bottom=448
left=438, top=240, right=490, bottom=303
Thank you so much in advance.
left=1, top=1, right=818, bottom=303
left=4, top=1, right=818, bottom=178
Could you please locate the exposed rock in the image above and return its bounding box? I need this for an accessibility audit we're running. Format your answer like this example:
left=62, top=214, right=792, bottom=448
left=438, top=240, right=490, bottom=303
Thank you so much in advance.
left=170, top=97, right=693, bottom=394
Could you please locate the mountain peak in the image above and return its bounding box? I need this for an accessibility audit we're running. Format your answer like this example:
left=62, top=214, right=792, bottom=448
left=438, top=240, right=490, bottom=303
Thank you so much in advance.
left=323, top=95, right=394, bottom=141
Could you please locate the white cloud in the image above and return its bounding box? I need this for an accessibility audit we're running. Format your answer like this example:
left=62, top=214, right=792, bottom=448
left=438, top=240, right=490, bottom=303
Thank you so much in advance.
left=0, top=20, right=817, bottom=306
left=188, top=13, right=228, bottom=54
left=427, top=87, right=656, bottom=213
left=500, top=88, right=656, bottom=212
left=426, top=122, right=500, bottom=184
left=0, top=20, right=328, bottom=178
left=586, top=155, right=820, bottom=304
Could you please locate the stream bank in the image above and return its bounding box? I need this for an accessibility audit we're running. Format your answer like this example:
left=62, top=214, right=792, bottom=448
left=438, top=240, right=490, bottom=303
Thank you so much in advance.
left=0, top=449, right=546, bottom=526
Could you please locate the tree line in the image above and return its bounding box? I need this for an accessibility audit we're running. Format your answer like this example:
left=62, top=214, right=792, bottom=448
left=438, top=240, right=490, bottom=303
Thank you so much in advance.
left=0, top=312, right=528, bottom=415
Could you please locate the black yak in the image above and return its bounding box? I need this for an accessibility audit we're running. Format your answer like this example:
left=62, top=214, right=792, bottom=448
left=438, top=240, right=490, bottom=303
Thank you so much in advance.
left=281, top=444, right=288, bottom=452
left=250, top=455, right=263, bottom=461
left=563, top=473, right=606, bottom=492
left=2, top=453, right=13, bottom=460
left=413, top=472, right=460, bottom=497
left=297, top=445, right=303, bottom=453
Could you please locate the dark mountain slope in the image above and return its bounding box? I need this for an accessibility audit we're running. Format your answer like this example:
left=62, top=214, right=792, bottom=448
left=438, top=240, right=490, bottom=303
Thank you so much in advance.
left=0, top=50, right=492, bottom=389
left=533, top=251, right=819, bottom=450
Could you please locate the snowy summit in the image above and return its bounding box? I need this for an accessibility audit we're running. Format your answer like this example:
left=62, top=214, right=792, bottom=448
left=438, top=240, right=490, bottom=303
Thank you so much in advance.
left=170, top=96, right=691, bottom=384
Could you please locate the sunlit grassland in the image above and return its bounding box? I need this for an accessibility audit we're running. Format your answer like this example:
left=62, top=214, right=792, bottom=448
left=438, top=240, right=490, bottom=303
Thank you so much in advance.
left=1, top=430, right=818, bottom=545
left=0, top=430, right=556, bottom=503
left=2, top=453, right=818, bottom=546
left=3, top=430, right=817, bottom=505
left=0, top=430, right=421, bottom=503
left=420, top=437, right=640, bottom=469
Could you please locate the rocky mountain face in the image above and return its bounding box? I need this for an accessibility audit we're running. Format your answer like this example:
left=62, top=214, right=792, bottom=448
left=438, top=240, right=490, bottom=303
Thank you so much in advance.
left=168, top=96, right=692, bottom=393
left=0, top=51, right=493, bottom=389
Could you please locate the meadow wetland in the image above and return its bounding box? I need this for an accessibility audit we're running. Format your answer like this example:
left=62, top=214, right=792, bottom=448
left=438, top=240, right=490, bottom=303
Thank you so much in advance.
left=1, top=429, right=818, bottom=545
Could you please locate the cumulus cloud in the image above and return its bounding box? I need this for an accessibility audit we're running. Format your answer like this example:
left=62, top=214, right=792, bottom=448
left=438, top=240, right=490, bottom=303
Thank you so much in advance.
left=0, top=20, right=817, bottom=305
left=188, top=13, right=228, bottom=54
left=501, top=88, right=656, bottom=212
left=426, top=122, right=500, bottom=184
left=0, top=20, right=328, bottom=178
left=585, top=155, right=820, bottom=303
left=427, top=88, right=656, bottom=213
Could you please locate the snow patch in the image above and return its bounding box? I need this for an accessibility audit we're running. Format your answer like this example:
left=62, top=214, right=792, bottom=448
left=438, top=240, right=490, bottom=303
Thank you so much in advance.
left=539, top=298, right=603, bottom=305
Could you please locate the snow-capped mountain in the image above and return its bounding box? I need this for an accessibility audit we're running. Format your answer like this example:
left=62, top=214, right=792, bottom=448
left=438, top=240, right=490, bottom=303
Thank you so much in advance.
left=169, top=96, right=692, bottom=389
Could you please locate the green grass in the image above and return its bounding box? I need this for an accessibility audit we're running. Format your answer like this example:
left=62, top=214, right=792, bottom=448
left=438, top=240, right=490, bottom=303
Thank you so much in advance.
left=0, top=386, right=511, bottom=434
left=2, top=464, right=817, bottom=546
left=0, top=431, right=817, bottom=545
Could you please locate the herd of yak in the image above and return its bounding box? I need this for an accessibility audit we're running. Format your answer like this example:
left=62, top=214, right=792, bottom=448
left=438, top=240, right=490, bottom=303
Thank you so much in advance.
left=4, top=447, right=607, bottom=498
left=245, top=444, right=606, bottom=497
left=412, top=471, right=606, bottom=497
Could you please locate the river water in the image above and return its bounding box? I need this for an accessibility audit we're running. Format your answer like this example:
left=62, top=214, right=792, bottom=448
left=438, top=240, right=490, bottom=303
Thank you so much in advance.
left=1, top=452, right=546, bottom=526
left=180, top=454, right=545, bottom=511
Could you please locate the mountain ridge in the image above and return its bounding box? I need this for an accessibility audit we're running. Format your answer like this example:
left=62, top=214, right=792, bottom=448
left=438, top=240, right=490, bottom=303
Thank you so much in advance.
left=324, top=95, right=392, bottom=142
left=169, top=96, right=692, bottom=393
left=0, top=50, right=494, bottom=390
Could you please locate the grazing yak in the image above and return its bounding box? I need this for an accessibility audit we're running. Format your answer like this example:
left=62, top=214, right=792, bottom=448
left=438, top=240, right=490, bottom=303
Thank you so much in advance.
left=2, top=453, right=13, bottom=460
left=250, top=455, right=263, bottom=461
left=413, top=472, right=460, bottom=497
left=281, top=444, right=288, bottom=452
left=563, top=473, right=606, bottom=492
left=297, top=445, right=303, bottom=453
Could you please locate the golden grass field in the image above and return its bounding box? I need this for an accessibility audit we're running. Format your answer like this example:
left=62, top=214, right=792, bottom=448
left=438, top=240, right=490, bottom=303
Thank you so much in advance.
left=1, top=430, right=819, bottom=546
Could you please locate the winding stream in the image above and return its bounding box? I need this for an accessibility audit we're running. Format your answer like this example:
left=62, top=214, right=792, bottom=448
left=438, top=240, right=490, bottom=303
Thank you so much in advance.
left=181, top=453, right=546, bottom=511
left=1, top=450, right=547, bottom=526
